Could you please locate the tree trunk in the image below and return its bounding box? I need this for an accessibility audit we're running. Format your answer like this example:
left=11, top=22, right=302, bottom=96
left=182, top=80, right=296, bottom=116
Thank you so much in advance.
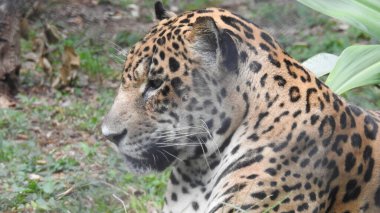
left=0, top=0, right=21, bottom=99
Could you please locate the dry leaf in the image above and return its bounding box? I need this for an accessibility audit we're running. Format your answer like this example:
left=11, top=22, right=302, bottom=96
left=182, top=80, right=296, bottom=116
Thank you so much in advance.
left=28, top=173, right=42, bottom=181
left=40, top=57, right=52, bottom=75
left=45, top=23, right=62, bottom=44
left=16, top=134, right=28, bottom=140
left=36, top=160, right=47, bottom=165
left=67, top=16, right=84, bottom=27
left=56, top=46, right=80, bottom=87
left=0, top=94, right=16, bottom=109
left=19, top=17, right=29, bottom=39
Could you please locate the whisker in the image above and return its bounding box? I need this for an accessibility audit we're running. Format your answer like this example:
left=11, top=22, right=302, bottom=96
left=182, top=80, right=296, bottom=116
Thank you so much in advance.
left=157, top=133, right=209, bottom=143
left=197, top=136, right=211, bottom=171
left=200, top=119, right=222, bottom=159
left=157, top=150, right=170, bottom=162
left=157, top=144, right=200, bottom=148
left=162, top=150, right=183, bottom=162
left=154, top=131, right=208, bottom=139
left=154, top=125, right=206, bottom=132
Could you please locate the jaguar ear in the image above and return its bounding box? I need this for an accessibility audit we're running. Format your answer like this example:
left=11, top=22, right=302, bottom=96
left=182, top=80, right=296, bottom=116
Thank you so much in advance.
left=154, top=1, right=176, bottom=20
left=190, top=16, right=239, bottom=74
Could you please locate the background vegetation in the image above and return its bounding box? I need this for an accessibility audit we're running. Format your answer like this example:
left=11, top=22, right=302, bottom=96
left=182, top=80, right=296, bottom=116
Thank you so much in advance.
left=1, top=0, right=379, bottom=212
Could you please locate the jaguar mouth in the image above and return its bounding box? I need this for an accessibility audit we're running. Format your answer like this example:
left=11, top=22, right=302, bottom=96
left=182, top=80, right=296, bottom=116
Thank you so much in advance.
left=123, top=145, right=179, bottom=173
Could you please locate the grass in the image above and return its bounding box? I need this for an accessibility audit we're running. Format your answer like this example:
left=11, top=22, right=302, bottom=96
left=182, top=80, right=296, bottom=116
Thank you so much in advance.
left=0, top=89, right=169, bottom=212
left=1, top=1, right=379, bottom=212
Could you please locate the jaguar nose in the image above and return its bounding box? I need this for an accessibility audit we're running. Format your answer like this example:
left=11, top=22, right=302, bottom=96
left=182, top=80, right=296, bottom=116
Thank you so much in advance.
left=103, top=128, right=128, bottom=145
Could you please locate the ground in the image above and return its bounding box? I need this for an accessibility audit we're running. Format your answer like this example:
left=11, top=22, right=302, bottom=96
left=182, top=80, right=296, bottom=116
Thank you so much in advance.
left=0, top=0, right=379, bottom=212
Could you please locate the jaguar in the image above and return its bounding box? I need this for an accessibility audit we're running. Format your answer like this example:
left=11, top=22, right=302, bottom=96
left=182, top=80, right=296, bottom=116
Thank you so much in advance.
left=102, top=2, right=380, bottom=212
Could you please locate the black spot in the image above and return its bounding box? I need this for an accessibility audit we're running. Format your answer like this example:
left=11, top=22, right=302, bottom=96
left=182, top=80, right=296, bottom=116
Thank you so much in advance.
left=249, top=61, right=262, bottom=73
left=246, top=174, right=258, bottom=179
left=293, top=110, right=302, bottom=117
left=282, top=183, right=302, bottom=192
left=205, top=119, right=214, bottom=130
left=300, top=158, right=310, bottom=168
left=265, top=168, right=277, bottom=176
left=345, top=106, right=356, bottom=128
left=289, top=87, right=301, bottom=102
left=192, top=201, right=199, bottom=210
left=244, top=31, right=254, bottom=39
left=268, top=54, right=281, bottom=68
left=332, top=134, right=347, bottom=156
left=340, top=112, right=347, bottom=129
left=161, top=85, right=170, bottom=96
left=231, top=145, right=240, bottom=155
left=364, top=158, right=374, bottom=182
left=182, top=187, right=188, bottom=194
left=254, top=112, right=269, bottom=129
left=197, top=9, right=214, bottom=13
left=363, top=145, right=372, bottom=161
left=318, top=115, right=336, bottom=147
left=342, top=179, right=361, bottom=202
left=273, top=75, right=287, bottom=87
left=350, top=105, right=363, bottom=116
left=240, top=51, right=248, bottom=63
left=364, top=115, right=378, bottom=140
left=220, top=15, right=253, bottom=33
left=170, top=77, right=186, bottom=97
left=259, top=43, right=270, bottom=52
left=171, top=192, right=177, bottom=201
left=297, top=203, right=309, bottom=211
left=305, top=88, right=317, bottom=113
left=248, top=133, right=259, bottom=142
left=169, top=57, right=180, bottom=72
left=351, top=133, right=362, bottom=148
left=205, top=192, right=211, bottom=200
left=216, top=117, right=231, bottom=135
left=260, top=32, right=276, bottom=49
left=157, top=37, right=166, bottom=45
left=180, top=18, right=190, bottom=23
left=309, top=192, right=317, bottom=201
left=284, top=59, right=298, bottom=78
left=169, top=173, right=179, bottom=185
left=260, top=73, right=268, bottom=87
left=172, top=42, right=179, bottom=50
left=310, top=114, right=319, bottom=125
left=274, top=111, right=289, bottom=123
left=159, top=51, right=165, bottom=60
left=326, top=187, right=339, bottom=212
left=308, top=146, right=318, bottom=157
left=251, top=191, right=267, bottom=200
left=345, top=152, right=356, bottom=172
left=224, top=183, right=247, bottom=195
left=375, top=187, right=380, bottom=207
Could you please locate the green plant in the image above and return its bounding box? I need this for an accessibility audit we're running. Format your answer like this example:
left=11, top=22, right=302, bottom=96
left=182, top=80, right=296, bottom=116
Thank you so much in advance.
left=298, top=0, right=380, bottom=95
left=298, top=0, right=380, bottom=39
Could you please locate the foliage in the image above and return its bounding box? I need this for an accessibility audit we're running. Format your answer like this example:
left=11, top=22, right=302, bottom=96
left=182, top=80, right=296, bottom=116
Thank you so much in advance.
left=298, top=0, right=380, bottom=95
left=298, top=0, right=380, bottom=39
left=325, top=45, right=380, bottom=94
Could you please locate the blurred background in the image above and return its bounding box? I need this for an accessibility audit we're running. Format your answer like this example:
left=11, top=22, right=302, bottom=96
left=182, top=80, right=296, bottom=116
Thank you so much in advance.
left=0, top=0, right=379, bottom=212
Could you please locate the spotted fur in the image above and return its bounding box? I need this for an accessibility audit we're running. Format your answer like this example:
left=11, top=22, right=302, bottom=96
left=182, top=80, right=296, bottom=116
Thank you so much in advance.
left=102, top=2, right=380, bottom=212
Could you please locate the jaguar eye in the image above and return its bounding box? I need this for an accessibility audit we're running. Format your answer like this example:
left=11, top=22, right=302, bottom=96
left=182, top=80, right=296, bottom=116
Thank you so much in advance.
left=147, top=79, right=164, bottom=90
left=143, top=78, right=164, bottom=100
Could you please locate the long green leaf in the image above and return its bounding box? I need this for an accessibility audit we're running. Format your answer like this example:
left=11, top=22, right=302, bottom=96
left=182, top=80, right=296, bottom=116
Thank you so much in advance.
left=325, top=45, right=380, bottom=94
left=297, top=0, right=380, bottom=39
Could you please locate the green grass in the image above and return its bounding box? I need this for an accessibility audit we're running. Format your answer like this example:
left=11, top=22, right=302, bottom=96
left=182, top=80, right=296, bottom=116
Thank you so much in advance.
left=0, top=89, right=169, bottom=212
